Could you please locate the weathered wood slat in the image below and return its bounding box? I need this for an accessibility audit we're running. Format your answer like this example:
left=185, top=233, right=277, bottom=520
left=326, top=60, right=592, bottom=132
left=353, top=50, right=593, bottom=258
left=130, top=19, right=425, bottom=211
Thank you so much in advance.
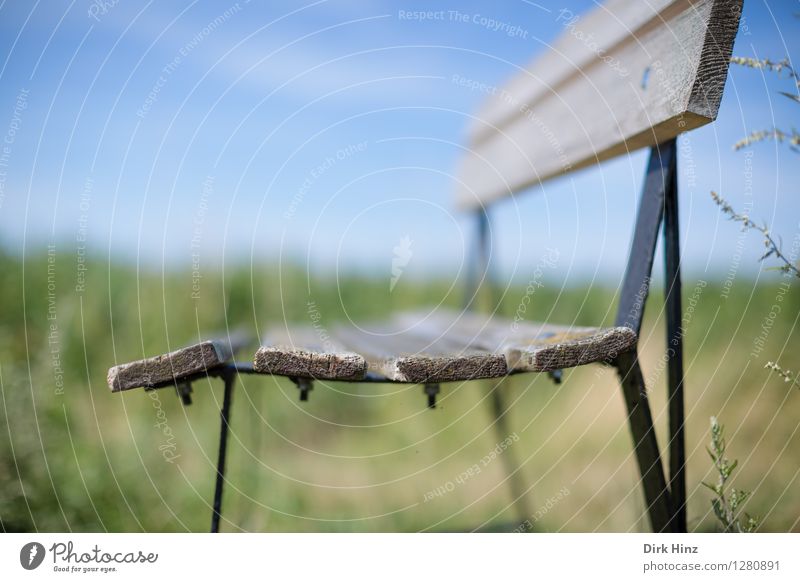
left=108, top=338, right=240, bottom=392
left=469, top=0, right=676, bottom=143
left=253, top=327, right=367, bottom=381
left=395, top=310, right=636, bottom=372
left=504, top=325, right=636, bottom=372
left=456, top=0, right=742, bottom=209
left=332, top=323, right=508, bottom=383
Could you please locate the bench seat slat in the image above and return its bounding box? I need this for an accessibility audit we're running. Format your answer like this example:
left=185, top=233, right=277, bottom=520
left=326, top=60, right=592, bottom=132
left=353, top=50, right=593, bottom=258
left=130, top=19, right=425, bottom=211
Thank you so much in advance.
left=393, top=310, right=636, bottom=373
left=108, top=339, right=237, bottom=392
left=253, top=328, right=367, bottom=381
left=331, top=323, right=508, bottom=383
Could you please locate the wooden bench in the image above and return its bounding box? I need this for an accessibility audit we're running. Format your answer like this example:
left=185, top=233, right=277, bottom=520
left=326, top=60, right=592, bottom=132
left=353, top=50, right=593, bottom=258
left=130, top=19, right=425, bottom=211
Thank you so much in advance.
left=108, top=0, right=742, bottom=532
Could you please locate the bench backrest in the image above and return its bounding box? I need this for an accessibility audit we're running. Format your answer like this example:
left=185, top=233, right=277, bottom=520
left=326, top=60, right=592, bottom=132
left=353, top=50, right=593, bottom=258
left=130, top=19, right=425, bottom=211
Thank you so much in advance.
left=455, top=0, right=742, bottom=210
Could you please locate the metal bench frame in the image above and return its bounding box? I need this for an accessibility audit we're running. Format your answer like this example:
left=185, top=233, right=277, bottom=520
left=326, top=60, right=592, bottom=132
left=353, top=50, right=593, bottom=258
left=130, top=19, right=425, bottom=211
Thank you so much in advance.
left=162, top=137, right=685, bottom=533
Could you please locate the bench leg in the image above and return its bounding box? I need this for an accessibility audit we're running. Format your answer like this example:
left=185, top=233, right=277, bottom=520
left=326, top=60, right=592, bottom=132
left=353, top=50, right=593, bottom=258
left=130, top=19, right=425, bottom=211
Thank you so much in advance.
left=615, top=350, right=675, bottom=532
left=487, top=387, right=532, bottom=525
left=663, top=166, right=687, bottom=532
left=211, top=369, right=236, bottom=533
left=468, top=209, right=533, bottom=526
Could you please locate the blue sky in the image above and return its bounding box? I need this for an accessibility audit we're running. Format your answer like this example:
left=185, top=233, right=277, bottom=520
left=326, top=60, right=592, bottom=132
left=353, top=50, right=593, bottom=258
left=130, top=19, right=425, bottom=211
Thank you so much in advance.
left=0, top=0, right=799, bottom=286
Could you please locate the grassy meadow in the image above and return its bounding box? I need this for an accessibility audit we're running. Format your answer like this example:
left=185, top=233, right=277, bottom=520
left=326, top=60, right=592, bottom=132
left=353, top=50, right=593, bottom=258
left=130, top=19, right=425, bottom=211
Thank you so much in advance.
left=1, top=248, right=798, bottom=532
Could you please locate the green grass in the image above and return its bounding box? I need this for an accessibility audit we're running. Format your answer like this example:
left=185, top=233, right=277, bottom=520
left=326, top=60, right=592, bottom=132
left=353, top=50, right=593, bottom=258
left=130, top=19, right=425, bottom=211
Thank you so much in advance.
left=1, top=249, right=798, bottom=532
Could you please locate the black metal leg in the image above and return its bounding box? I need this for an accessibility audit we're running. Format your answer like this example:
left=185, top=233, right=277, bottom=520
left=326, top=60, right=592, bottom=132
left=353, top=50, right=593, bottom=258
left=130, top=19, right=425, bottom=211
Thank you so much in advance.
left=615, top=350, right=675, bottom=532
left=211, top=370, right=235, bottom=533
left=614, top=141, right=677, bottom=333
left=465, top=209, right=533, bottom=526
left=663, top=159, right=687, bottom=532
left=488, top=387, right=532, bottom=525
left=463, top=208, right=491, bottom=310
